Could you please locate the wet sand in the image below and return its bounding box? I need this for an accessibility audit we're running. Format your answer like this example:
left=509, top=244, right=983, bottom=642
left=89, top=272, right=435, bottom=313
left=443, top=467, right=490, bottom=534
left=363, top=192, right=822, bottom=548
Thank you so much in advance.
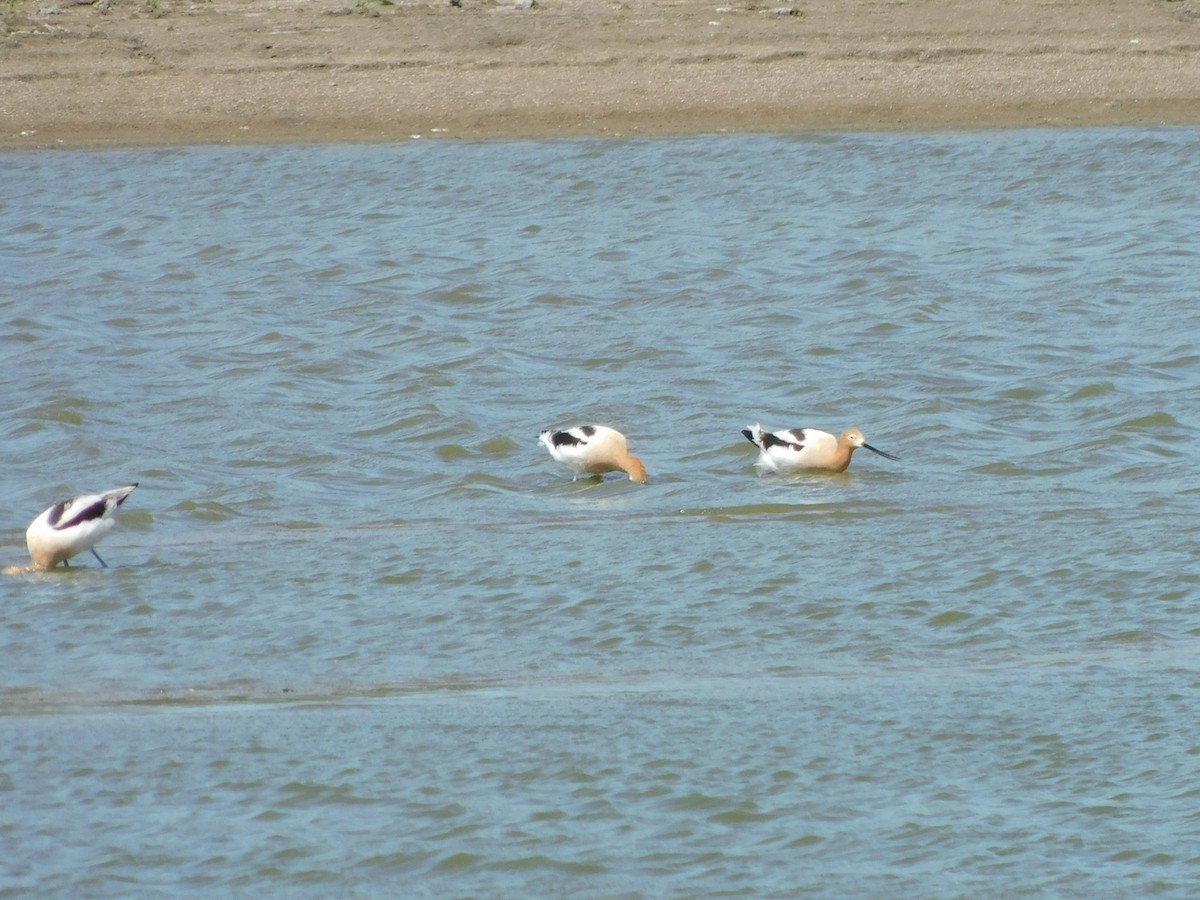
left=2, top=0, right=1199, bottom=149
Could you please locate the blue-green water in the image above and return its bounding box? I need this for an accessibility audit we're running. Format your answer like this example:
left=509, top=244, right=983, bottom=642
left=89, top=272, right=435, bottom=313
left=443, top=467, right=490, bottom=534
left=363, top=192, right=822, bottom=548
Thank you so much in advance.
left=3, top=129, right=1200, bottom=896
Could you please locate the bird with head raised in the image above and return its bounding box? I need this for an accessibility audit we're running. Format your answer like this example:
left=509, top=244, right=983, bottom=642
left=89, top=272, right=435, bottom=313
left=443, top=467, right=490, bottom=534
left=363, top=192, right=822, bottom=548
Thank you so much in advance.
left=25, top=484, right=138, bottom=570
left=742, top=424, right=897, bottom=474
left=538, top=425, right=647, bottom=483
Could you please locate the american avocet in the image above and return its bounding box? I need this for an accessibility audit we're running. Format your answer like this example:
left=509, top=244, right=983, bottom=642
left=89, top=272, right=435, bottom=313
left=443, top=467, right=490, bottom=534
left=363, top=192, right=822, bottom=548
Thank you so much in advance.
left=25, top=484, right=138, bottom=570
left=742, top=424, right=898, bottom=474
left=538, top=425, right=648, bottom=483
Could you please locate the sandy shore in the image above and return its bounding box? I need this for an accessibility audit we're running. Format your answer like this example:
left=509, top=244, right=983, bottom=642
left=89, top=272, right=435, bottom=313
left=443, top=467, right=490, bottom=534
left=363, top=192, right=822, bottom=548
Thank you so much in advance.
left=2, top=0, right=1199, bottom=149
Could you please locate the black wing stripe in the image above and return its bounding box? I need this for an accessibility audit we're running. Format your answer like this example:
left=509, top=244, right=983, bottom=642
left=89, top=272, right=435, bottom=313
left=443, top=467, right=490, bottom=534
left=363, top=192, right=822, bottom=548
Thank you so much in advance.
left=550, top=427, right=594, bottom=448
left=45, top=501, right=69, bottom=527
left=761, top=431, right=805, bottom=453
left=55, top=498, right=109, bottom=531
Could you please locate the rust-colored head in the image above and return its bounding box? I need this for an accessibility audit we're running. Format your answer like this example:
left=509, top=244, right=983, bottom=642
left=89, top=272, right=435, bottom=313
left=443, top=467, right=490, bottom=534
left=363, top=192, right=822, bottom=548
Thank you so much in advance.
left=621, top=453, right=648, bottom=484
left=841, top=428, right=899, bottom=465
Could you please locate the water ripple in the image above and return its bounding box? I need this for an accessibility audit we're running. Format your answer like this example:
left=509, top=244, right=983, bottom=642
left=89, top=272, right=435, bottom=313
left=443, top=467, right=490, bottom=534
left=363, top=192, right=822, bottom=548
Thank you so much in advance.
left=4, top=129, right=1200, bottom=896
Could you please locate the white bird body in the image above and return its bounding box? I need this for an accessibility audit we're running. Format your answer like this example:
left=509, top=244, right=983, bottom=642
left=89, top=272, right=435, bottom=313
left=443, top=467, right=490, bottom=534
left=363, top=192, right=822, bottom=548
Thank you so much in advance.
left=26, top=484, right=138, bottom=570
left=539, top=425, right=647, bottom=483
left=742, top=424, right=897, bottom=474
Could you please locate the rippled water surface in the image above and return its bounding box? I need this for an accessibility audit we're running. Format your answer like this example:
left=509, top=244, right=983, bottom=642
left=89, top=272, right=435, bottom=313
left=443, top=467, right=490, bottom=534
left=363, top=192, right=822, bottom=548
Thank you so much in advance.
left=3, top=129, right=1200, bottom=895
